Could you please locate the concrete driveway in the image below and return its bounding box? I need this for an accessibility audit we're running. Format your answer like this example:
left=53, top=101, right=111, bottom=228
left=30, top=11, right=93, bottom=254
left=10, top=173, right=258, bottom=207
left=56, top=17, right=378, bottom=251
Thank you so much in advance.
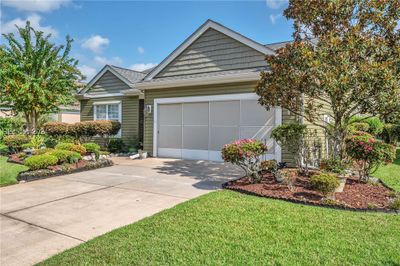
left=0, top=158, right=242, bottom=266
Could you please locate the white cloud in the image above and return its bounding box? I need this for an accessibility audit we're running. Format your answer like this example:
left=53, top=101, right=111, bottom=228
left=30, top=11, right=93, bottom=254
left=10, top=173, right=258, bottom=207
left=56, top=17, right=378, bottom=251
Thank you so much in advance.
left=93, top=56, right=123, bottom=66
left=137, top=46, right=145, bottom=54
left=269, top=14, right=281, bottom=24
left=2, top=0, right=71, bottom=12
left=129, top=63, right=157, bottom=72
left=1, top=13, right=58, bottom=37
left=265, top=0, right=288, bottom=9
left=78, top=65, right=97, bottom=80
left=82, top=35, right=109, bottom=53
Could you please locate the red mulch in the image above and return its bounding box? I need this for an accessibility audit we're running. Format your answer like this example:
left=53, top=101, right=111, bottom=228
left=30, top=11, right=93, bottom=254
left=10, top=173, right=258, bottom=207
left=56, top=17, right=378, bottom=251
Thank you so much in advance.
left=224, top=171, right=394, bottom=211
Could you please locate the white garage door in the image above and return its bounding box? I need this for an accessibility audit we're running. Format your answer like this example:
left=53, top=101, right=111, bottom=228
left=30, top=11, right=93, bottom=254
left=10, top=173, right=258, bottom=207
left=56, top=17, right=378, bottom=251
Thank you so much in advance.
left=155, top=94, right=281, bottom=162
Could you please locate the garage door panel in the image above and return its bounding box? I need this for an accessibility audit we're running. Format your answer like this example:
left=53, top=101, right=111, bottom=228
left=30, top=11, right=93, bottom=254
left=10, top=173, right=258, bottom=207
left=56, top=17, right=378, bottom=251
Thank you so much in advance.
left=157, top=96, right=279, bottom=161
left=158, top=125, right=182, bottom=149
left=210, top=101, right=240, bottom=126
left=159, top=104, right=182, bottom=125
left=241, top=100, right=275, bottom=126
left=183, top=102, right=208, bottom=125
left=183, top=126, right=209, bottom=150
left=210, top=126, right=239, bottom=151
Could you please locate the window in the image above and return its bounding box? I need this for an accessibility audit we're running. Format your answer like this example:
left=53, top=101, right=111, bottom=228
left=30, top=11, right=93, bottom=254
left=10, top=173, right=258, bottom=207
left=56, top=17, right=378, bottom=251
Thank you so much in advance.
left=93, top=101, right=122, bottom=136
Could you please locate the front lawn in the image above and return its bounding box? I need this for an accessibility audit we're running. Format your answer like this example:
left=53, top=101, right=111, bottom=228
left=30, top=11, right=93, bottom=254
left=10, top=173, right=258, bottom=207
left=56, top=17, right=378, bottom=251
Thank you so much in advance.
left=41, top=190, right=400, bottom=265
left=373, top=148, right=400, bottom=191
left=0, top=156, right=28, bottom=187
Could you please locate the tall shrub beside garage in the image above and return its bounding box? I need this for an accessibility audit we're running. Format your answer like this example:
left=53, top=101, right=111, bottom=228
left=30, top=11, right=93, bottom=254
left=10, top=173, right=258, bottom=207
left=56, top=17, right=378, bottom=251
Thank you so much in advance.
left=221, top=139, right=268, bottom=183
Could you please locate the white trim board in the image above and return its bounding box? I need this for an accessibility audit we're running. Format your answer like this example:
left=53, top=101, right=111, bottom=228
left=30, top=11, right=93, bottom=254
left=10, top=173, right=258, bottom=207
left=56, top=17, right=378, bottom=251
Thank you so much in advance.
left=152, top=93, right=282, bottom=162
left=137, top=72, right=261, bottom=90
left=145, top=19, right=275, bottom=80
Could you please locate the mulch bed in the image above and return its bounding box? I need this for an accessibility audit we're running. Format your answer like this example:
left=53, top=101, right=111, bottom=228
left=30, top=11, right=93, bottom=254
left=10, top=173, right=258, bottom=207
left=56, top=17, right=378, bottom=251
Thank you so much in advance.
left=224, top=171, right=397, bottom=212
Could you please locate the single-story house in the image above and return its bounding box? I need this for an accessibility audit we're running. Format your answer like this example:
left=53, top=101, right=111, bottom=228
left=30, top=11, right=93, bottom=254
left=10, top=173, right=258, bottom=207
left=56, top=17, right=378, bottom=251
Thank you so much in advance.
left=77, top=19, right=328, bottom=163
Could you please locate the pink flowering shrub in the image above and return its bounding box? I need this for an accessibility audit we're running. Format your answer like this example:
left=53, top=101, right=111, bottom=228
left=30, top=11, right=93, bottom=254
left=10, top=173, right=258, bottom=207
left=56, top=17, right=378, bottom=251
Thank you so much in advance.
left=221, top=139, right=268, bottom=182
left=346, top=132, right=396, bottom=182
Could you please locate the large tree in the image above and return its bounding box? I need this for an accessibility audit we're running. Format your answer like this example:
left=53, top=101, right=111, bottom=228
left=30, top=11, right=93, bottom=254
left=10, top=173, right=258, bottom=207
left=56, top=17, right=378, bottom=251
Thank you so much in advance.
left=256, top=0, right=400, bottom=158
left=0, top=21, right=83, bottom=132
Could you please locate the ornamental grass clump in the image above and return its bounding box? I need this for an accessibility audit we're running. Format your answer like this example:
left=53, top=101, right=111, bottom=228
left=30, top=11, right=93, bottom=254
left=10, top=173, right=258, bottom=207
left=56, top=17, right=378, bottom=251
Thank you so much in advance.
left=346, top=132, right=396, bottom=182
left=221, top=139, right=267, bottom=183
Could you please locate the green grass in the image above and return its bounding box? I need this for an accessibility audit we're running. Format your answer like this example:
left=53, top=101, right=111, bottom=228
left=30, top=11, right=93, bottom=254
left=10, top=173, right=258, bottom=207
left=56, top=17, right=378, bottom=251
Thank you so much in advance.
left=41, top=190, right=400, bottom=266
left=373, top=148, right=400, bottom=191
left=0, top=156, right=28, bottom=187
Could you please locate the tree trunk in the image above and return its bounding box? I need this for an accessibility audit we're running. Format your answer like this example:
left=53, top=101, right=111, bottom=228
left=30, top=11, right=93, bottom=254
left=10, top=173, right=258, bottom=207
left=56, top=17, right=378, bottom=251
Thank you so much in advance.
left=330, top=126, right=348, bottom=160
left=24, top=110, right=40, bottom=134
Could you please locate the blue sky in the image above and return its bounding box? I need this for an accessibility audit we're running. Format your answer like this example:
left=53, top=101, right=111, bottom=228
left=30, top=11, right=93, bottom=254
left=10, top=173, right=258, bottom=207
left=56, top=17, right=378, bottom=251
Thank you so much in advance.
left=0, top=0, right=293, bottom=81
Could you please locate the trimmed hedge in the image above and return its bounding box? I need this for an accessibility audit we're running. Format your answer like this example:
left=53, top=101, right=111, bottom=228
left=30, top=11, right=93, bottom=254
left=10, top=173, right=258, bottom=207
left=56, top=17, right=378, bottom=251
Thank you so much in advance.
left=43, top=120, right=121, bottom=139
left=24, top=154, right=58, bottom=170
left=3, top=134, right=31, bottom=152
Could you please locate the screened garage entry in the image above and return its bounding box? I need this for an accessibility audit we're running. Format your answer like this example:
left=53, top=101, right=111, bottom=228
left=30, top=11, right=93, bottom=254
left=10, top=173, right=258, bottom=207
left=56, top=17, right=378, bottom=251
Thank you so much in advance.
left=154, top=94, right=281, bottom=162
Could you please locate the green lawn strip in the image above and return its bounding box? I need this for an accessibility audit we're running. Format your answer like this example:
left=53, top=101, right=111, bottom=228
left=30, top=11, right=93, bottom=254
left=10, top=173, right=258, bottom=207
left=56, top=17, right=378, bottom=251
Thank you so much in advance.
left=0, top=156, right=28, bottom=187
left=40, top=190, right=400, bottom=266
left=373, top=148, right=400, bottom=191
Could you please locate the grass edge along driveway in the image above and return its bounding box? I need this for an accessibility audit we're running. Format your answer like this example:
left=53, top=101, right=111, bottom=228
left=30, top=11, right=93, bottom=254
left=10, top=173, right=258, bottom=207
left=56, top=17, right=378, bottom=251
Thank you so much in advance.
left=0, top=156, right=28, bottom=187
left=40, top=190, right=400, bottom=266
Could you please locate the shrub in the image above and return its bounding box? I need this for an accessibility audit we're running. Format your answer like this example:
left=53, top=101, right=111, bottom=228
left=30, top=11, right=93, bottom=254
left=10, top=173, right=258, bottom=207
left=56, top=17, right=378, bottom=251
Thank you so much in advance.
left=55, top=143, right=87, bottom=155
left=310, top=173, right=340, bottom=197
left=108, top=138, right=125, bottom=153
left=43, top=120, right=122, bottom=142
left=271, top=123, right=321, bottom=173
left=349, top=122, right=370, bottom=133
left=55, top=142, right=74, bottom=150
left=21, top=143, right=34, bottom=149
left=82, top=142, right=100, bottom=153
left=0, top=117, right=25, bottom=134
left=320, top=158, right=347, bottom=174
left=70, top=145, right=86, bottom=155
left=47, top=150, right=81, bottom=164
left=260, top=160, right=278, bottom=173
left=3, top=134, right=31, bottom=152
left=30, top=135, right=45, bottom=149
left=0, top=143, right=8, bottom=155
left=24, top=154, right=58, bottom=170
left=350, top=117, right=384, bottom=135
left=42, top=122, right=69, bottom=137
left=221, top=139, right=268, bottom=182
left=346, top=132, right=396, bottom=182
left=380, top=123, right=400, bottom=144
left=34, top=148, right=54, bottom=155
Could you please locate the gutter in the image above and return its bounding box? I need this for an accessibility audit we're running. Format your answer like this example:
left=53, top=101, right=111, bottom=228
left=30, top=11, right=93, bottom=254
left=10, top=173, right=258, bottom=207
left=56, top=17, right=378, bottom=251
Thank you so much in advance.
left=135, top=72, right=262, bottom=90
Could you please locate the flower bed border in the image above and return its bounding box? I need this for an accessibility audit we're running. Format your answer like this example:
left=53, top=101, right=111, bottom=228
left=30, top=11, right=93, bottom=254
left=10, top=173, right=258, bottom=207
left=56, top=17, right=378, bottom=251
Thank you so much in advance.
left=17, top=159, right=114, bottom=182
left=222, top=178, right=399, bottom=214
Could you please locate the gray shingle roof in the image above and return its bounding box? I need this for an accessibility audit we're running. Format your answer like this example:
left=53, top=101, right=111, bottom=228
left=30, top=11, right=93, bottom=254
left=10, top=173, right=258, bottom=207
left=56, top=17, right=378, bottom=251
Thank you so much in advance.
left=264, top=41, right=292, bottom=51
left=109, top=65, right=146, bottom=84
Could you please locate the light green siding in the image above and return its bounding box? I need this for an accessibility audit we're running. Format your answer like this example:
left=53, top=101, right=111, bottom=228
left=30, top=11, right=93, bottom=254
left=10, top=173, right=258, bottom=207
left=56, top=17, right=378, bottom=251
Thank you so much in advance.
left=143, top=81, right=295, bottom=164
left=80, top=96, right=139, bottom=148
left=156, top=29, right=267, bottom=78
left=303, top=96, right=333, bottom=159
left=87, top=70, right=131, bottom=95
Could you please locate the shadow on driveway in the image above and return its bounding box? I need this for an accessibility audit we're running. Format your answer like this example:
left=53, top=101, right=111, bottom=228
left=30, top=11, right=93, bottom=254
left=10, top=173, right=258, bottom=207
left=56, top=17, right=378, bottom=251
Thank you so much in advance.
left=153, top=159, right=244, bottom=190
